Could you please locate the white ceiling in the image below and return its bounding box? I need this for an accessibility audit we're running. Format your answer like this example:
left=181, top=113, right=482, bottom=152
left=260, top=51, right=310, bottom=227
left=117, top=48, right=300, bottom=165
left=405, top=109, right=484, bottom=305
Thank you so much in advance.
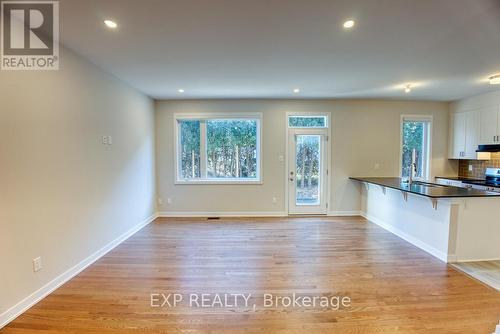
left=59, top=0, right=500, bottom=101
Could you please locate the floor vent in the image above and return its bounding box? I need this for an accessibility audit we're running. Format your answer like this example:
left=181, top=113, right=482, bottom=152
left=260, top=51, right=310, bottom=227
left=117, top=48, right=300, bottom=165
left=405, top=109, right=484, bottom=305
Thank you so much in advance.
left=207, top=217, right=221, bottom=220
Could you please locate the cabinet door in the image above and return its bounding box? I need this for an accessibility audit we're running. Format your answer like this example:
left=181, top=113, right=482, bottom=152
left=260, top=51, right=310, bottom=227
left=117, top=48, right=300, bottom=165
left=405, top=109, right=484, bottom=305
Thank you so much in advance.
left=479, top=106, right=498, bottom=145
left=450, top=112, right=466, bottom=159
left=464, top=110, right=480, bottom=159
left=497, top=105, right=500, bottom=141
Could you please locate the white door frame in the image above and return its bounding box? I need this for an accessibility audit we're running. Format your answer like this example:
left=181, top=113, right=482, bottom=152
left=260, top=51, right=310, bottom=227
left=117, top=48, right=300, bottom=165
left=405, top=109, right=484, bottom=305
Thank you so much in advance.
left=284, top=112, right=331, bottom=215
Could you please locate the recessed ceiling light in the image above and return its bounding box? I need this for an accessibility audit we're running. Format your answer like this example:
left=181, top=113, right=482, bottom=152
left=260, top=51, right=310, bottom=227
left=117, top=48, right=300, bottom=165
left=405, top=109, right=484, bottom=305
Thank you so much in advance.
left=178, top=89, right=185, bottom=93
left=343, top=20, right=355, bottom=29
left=104, top=20, right=117, bottom=29
left=489, top=74, right=500, bottom=85
left=293, top=88, right=300, bottom=93
left=404, top=84, right=412, bottom=93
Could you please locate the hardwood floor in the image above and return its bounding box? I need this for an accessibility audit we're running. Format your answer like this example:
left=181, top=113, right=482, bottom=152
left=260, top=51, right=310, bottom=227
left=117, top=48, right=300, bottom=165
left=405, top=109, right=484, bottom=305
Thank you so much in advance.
left=2, top=216, right=499, bottom=333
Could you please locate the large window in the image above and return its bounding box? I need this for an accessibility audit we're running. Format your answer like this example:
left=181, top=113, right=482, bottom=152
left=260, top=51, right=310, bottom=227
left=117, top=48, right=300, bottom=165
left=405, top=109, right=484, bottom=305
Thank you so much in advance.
left=400, top=115, right=432, bottom=180
left=175, top=114, right=261, bottom=183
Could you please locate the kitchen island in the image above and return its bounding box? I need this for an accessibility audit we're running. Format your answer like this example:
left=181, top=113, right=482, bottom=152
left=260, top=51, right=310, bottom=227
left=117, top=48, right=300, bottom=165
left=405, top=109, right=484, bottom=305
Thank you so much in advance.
left=350, top=177, right=500, bottom=263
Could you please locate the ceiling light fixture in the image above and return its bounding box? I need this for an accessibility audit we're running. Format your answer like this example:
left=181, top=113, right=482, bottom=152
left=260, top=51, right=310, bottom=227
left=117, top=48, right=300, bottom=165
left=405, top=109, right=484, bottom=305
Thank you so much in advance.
left=489, top=74, right=500, bottom=85
left=404, top=84, right=412, bottom=93
left=293, top=88, right=300, bottom=93
left=178, top=89, right=185, bottom=93
left=104, top=20, right=117, bottom=29
left=343, top=20, right=355, bottom=29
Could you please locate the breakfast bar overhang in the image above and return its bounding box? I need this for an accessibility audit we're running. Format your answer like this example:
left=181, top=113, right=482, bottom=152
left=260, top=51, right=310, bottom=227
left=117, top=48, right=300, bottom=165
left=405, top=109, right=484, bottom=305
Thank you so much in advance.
left=350, top=177, right=500, bottom=263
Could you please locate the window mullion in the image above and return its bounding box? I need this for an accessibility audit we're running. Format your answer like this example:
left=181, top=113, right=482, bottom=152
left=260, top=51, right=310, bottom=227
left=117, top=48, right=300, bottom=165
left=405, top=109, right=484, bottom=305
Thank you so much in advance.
left=200, top=121, right=208, bottom=179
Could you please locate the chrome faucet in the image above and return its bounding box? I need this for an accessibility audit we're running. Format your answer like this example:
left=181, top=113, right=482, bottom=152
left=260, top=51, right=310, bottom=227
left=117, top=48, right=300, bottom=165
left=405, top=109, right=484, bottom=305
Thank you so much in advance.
left=408, top=149, right=417, bottom=185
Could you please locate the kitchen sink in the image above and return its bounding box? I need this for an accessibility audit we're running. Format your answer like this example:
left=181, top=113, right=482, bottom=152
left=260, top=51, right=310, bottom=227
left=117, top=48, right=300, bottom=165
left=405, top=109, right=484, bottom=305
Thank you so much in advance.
left=410, top=181, right=446, bottom=188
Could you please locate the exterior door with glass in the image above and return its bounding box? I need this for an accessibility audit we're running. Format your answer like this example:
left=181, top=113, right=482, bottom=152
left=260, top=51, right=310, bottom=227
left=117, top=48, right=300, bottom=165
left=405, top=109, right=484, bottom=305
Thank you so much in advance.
left=288, top=128, right=328, bottom=214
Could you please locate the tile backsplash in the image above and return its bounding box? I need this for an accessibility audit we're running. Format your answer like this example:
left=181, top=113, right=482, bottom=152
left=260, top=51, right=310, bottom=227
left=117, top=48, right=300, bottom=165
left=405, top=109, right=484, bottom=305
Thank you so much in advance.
left=458, top=153, right=500, bottom=178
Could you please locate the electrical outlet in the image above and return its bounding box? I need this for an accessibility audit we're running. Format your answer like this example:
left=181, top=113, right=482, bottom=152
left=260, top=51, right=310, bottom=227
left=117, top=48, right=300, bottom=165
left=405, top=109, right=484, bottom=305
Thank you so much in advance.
left=374, top=163, right=380, bottom=170
left=272, top=197, right=277, bottom=204
left=158, top=198, right=163, bottom=206
left=167, top=198, right=172, bottom=204
left=469, top=164, right=473, bottom=172
left=108, top=135, right=113, bottom=145
left=278, top=155, right=284, bottom=162
left=33, top=257, right=42, bottom=272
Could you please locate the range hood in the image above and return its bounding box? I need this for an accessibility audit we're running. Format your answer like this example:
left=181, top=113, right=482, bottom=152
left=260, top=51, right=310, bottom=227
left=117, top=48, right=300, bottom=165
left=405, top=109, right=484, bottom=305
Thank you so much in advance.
left=476, top=144, right=500, bottom=152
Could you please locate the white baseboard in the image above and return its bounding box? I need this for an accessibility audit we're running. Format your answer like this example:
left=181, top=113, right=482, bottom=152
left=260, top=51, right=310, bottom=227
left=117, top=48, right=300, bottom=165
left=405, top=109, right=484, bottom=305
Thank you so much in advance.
left=361, top=211, right=449, bottom=263
left=157, top=211, right=287, bottom=217
left=453, top=256, right=500, bottom=263
left=327, top=210, right=361, bottom=217
left=159, top=211, right=363, bottom=218
left=0, top=213, right=158, bottom=329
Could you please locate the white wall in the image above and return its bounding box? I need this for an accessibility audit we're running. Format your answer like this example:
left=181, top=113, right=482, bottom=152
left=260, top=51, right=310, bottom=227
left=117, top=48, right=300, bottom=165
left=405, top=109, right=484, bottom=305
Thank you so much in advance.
left=156, top=99, right=456, bottom=215
left=0, top=47, right=156, bottom=318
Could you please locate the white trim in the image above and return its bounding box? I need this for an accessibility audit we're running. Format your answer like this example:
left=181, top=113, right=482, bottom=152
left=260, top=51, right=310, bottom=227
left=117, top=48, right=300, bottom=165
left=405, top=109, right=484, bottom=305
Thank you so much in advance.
left=399, top=114, right=433, bottom=181
left=174, top=113, right=263, bottom=184
left=453, top=256, right=500, bottom=263
left=0, top=213, right=158, bottom=329
left=174, top=179, right=263, bottom=185
left=158, top=211, right=287, bottom=217
left=327, top=211, right=361, bottom=216
left=361, top=211, right=449, bottom=262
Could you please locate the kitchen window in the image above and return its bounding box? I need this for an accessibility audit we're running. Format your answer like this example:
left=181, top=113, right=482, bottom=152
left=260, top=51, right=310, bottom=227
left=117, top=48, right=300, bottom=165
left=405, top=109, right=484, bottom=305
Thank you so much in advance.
left=175, top=113, right=262, bottom=184
left=400, top=115, right=432, bottom=180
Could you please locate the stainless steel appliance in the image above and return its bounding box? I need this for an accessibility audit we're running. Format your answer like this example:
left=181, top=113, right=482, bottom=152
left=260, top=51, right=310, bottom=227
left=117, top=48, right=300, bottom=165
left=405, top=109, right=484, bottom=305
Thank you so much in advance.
left=467, top=168, right=500, bottom=193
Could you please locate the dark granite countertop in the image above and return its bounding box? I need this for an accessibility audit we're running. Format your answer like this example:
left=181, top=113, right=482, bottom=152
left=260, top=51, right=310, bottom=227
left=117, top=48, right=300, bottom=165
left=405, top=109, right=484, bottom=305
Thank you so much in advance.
left=349, top=177, right=500, bottom=198
left=435, top=176, right=485, bottom=182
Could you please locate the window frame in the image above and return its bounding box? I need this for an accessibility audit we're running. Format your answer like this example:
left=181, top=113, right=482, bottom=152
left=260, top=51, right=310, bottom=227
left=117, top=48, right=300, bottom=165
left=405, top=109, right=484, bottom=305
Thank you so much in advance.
left=287, top=113, right=329, bottom=128
left=174, top=112, right=263, bottom=185
left=399, top=115, right=433, bottom=181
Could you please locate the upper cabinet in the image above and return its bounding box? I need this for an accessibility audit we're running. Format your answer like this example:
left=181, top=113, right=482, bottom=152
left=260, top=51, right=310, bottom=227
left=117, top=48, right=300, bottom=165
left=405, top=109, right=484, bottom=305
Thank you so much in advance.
left=465, top=111, right=480, bottom=159
left=479, top=106, right=500, bottom=145
left=449, top=110, right=480, bottom=159
left=450, top=112, right=466, bottom=159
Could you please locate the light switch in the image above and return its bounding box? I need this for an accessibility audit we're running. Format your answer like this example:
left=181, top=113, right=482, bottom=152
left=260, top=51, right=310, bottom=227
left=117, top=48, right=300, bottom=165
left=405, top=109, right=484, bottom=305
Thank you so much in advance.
left=33, top=257, right=42, bottom=272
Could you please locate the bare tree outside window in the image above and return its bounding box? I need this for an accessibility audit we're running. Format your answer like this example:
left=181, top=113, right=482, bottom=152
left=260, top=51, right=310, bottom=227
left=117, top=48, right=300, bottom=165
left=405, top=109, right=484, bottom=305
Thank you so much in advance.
left=177, top=117, right=260, bottom=182
left=401, top=119, right=431, bottom=180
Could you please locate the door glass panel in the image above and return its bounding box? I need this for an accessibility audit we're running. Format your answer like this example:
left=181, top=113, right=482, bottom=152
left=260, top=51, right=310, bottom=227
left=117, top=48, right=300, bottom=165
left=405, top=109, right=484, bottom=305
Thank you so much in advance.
left=295, top=135, right=321, bottom=206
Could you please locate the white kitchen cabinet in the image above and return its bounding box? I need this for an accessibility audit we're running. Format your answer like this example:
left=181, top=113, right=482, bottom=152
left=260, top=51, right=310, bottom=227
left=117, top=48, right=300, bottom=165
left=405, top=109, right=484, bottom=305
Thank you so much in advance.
left=449, top=110, right=480, bottom=159
left=464, top=110, right=480, bottom=159
left=479, top=106, right=499, bottom=145
left=450, top=112, right=466, bottom=159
